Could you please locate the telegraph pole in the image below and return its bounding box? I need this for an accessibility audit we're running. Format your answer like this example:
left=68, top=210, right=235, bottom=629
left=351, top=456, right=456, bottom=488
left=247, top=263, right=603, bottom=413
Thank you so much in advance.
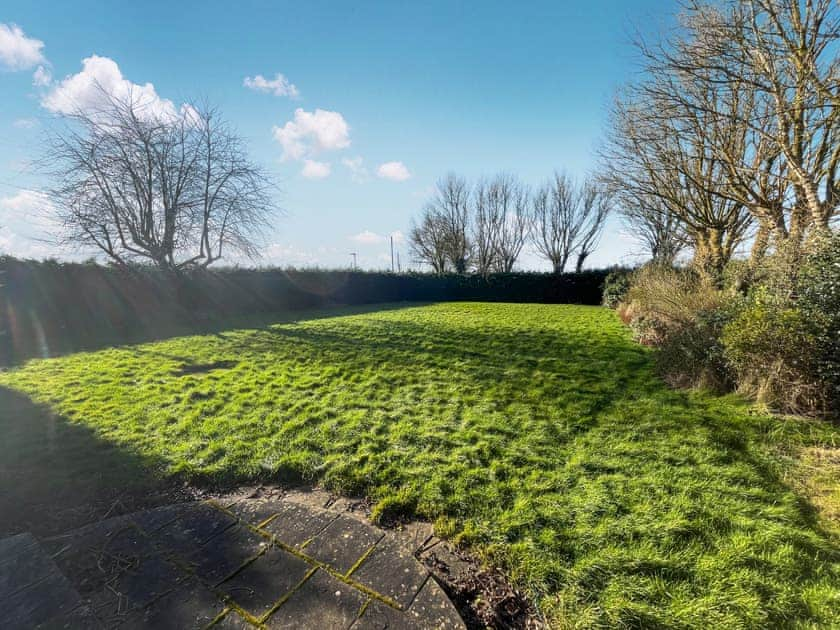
left=390, top=235, right=395, bottom=273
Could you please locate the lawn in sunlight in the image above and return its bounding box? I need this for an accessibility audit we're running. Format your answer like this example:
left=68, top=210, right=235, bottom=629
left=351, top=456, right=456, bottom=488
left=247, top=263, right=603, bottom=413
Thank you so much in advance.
left=1, top=302, right=838, bottom=627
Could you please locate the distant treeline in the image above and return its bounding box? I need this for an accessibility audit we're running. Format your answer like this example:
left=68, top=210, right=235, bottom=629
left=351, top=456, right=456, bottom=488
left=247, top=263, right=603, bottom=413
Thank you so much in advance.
left=0, top=257, right=614, bottom=365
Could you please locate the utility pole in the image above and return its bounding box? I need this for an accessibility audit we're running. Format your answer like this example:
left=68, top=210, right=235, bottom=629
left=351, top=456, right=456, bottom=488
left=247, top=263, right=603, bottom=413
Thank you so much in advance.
left=350, top=252, right=357, bottom=270
left=396, top=251, right=401, bottom=273
left=390, top=235, right=395, bottom=273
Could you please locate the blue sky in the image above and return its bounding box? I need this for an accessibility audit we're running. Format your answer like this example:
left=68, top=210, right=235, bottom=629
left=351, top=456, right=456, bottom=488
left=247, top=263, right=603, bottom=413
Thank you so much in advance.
left=0, top=0, right=674, bottom=269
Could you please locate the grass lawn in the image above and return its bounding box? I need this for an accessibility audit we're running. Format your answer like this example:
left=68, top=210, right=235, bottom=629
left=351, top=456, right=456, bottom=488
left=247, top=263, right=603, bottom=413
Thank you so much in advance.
left=1, top=302, right=838, bottom=627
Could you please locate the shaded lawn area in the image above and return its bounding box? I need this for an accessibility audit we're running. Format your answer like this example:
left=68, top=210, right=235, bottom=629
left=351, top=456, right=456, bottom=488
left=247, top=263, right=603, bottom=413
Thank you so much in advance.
left=0, top=386, right=199, bottom=536
left=1, top=302, right=838, bottom=627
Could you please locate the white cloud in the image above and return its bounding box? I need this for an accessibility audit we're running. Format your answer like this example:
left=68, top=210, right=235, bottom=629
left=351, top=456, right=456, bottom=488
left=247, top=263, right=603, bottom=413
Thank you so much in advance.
left=42, top=55, right=181, bottom=121
left=0, top=189, right=65, bottom=259
left=258, top=243, right=321, bottom=267
left=12, top=117, right=38, bottom=129
left=246, top=242, right=347, bottom=268
left=32, top=64, right=51, bottom=86
left=350, top=230, right=385, bottom=245
left=376, top=161, right=411, bottom=181
left=0, top=23, right=45, bottom=71
left=1, top=189, right=53, bottom=216
left=0, top=230, right=55, bottom=260
left=341, top=156, right=369, bottom=182
left=272, top=108, right=350, bottom=161
left=301, top=159, right=331, bottom=179
left=349, top=230, right=403, bottom=245
left=243, top=73, right=299, bottom=98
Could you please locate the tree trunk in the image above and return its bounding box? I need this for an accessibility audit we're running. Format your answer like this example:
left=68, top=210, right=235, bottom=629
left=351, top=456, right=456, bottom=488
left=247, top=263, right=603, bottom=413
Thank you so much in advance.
left=749, top=218, right=771, bottom=268
left=692, top=229, right=725, bottom=287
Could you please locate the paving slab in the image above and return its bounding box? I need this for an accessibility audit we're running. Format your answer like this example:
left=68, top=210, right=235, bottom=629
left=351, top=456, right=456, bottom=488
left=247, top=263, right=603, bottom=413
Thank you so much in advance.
left=0, top=532, right=54, bottom=598
left=258, top=500, right=339, bottom=548
left=302, top=514, right=384, bottom=575
left=350, top=536, right=429, bottom=608
left=154, top=503, right=237, bottom=555
left=392, top=521, right=435, bottom=555
left=0, top=531, right=40, bottom=562
left=279, top=488, right=335, bottom=509
left=118, top=579, right=228, bottom=629
left=211, top=608, right=255, bottom=629
left=6, top=570, right=84, bottom=628
left=88, top=553, right=185, bottom=625
left=226, top=499, right=287, bottom=528
left=352, top=578, right=465, bottom=630
left=1, top=534, right=85, bottom=629
left=42, top=603, right=104, bottom=629
left=350, top=598, right=405, bottom=629
left=217, top=546, right=311, bottom=618
left=0, top=499, right=464, bottom=629
left=130, top=504, right=193, bottom=535
left=403, top=578, right=465, bottom=629
left=45, top=523, right=158, bottom=599
left=184, top=523, right=268, bottom=586
left=263, top=568, right=367, bottom=629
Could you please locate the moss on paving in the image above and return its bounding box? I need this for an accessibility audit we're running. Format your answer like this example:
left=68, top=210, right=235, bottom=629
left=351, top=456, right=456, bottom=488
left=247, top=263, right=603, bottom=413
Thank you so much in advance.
left=1, top=303, right=838, bottom=627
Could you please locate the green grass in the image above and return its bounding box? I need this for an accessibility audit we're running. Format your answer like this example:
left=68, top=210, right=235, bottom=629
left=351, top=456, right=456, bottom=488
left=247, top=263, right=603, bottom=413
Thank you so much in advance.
left=1, top=302, right=838, bottom=627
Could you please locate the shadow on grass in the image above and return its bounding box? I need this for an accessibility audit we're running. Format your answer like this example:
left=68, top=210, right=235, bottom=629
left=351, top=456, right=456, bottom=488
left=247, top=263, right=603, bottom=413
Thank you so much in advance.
left=0, top=386, right=196, bottom=538
left=0, top=303, right=426, bottom=536
left=1, top=301, right=423, bottom=368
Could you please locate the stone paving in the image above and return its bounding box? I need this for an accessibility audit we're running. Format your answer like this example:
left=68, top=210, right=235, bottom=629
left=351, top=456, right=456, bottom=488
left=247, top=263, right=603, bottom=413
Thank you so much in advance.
left=0, top=497, right=465, bottom=629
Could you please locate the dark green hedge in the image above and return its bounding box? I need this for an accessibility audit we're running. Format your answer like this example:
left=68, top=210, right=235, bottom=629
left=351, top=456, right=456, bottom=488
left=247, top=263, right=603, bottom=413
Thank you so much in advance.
left=0, top=257, right=611, bottom=365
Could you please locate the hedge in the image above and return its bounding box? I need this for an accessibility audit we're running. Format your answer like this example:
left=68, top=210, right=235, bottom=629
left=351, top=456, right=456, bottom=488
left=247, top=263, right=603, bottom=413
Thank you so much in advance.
left=0, top=257, right=611, bottom=365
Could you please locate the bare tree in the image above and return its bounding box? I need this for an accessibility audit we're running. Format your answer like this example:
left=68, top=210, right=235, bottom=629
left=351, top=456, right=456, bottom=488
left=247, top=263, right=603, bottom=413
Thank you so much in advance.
left=573, top=179, right=612, bottom=272
left=617, top=193, right=688, bottom=265
left=426, top=174, right=471, bottom=273
left=472, top=173, right=530, bottom=274
left=530, top=172, right=611, bottom=273
left=409, top=205, right=449, bottom=273
left=472, top=177, right=501, bottom=275
left=492, top=176, right=530, bottom=272
left=47, top=88, right=274, bottom=269
left=600, top=86, right=754, bottom=281
left=654, top=0, right=840, bottom=247
left=530, top=172, right=579, bottom=273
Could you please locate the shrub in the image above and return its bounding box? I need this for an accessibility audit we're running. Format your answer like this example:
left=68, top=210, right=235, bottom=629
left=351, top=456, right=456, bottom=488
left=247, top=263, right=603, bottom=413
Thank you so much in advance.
left=622, top=264, right=725, bottom=345
left=619, top=264, right=733, bottom=389
left=615, top=231, right=839, bottom=416
left=655, top=305, right=734, bottom=391
left=721, top=232, right=840, bottom=416
left=602, top=268, right=632, bottom=308
left=798, top=231, right=840, bottom=411
left=722, top=290, right=826, bottom=414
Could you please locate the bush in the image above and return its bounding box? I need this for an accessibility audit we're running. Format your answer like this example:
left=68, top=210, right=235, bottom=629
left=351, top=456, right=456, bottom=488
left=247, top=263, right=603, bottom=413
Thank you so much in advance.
left=721, top=232, right=840, bottom=416
left=602, top=268, right=632, bottom=308
left=612, top=231, right=839, bottom=417
left=722, top=290, right=826, bottom=414
left=622, top=264, right=725, bottom=344
left=618, top=264, right=733, bottom=390
left=798, top=232, right=840, bottom=410
left=655, top=305, right=734, bottom=391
